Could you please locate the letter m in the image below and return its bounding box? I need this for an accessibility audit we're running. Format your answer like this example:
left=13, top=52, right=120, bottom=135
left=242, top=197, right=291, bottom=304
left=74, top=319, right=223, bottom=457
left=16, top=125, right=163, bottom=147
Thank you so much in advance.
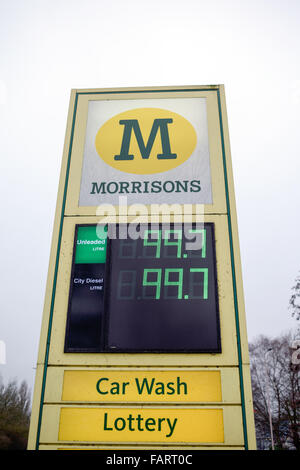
left=114, top=119, right=177, bottom=161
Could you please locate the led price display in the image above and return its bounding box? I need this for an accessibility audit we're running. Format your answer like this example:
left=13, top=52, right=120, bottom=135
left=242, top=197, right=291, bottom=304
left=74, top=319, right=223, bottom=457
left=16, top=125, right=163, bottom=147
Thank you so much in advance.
left=107, top=223, right=220, bottom=352
left=65, top=223, right=221, bottom=353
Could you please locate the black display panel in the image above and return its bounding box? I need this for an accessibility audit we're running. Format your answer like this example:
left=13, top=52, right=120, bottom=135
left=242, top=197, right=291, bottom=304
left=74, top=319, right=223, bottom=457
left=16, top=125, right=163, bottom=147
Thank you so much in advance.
left=64, top=223, right=221, bottom=353
left=106, top=224, right=220, bottom=352
left=65, top=263, right=105, bottom=351
left=64, top=225, right=108, bottom=352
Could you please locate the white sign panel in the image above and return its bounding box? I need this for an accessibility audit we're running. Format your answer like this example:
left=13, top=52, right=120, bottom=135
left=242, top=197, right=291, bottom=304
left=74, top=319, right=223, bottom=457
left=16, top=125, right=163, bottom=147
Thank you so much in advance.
left=79, top=98, right=213, bottom=206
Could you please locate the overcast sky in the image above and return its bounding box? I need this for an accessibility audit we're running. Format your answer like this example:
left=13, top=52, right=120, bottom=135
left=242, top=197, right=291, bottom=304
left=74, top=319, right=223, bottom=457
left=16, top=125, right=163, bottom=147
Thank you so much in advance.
left=0, top=0, right=300, bottom=393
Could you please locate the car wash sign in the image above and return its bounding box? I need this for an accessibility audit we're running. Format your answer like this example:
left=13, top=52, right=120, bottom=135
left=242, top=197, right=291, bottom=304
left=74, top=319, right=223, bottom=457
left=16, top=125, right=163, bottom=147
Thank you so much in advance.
left=28, top=86, right=256, bottom=451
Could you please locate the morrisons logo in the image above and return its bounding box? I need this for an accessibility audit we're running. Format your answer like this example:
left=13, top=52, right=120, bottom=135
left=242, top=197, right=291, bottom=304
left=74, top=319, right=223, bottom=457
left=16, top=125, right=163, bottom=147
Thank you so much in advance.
left=95, top=108, right=197, bottom=175
left=114, top=118, right=177, bottom=161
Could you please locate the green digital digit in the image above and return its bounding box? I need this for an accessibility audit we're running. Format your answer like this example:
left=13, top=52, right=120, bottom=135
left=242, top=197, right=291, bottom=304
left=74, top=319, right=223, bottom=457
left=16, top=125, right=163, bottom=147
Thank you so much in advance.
left=189, top=268, right=208, bottom=299
left=142, top=269, right=162, bottom=299
left=188, top=229, right=206, bottom=258
left=164, top=268, right=183, bottom=299
left=117, top=270, right=136, bottom=299
left=143, top=229, right=162, bottom=258
left=163, top=229, right=182, bottom=258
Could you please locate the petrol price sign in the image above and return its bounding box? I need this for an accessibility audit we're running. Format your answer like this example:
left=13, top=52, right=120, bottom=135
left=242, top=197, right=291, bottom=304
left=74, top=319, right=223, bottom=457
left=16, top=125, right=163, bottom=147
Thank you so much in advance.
left=64, top=223, right=220, bottom=353
left=107, top=223, right=220, bottom=352
left=28, top=85, right=256, bottom=451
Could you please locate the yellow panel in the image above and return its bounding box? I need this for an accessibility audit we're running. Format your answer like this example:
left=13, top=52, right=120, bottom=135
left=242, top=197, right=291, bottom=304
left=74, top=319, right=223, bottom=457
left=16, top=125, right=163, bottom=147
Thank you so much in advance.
left=28, top=86, right=256, bottom=450
left=61, top=370, right=222, bottom=403
left=48, top=214, right=239, bottom=367
left=58, top=407, right=224, bottom=444
left=40, top=404, right=244, bottom=446
left=65, top=87, right=227, bottom=216
left=43, top=367, right=241, bottom=405
left=39, top=445, right=245, bottom=450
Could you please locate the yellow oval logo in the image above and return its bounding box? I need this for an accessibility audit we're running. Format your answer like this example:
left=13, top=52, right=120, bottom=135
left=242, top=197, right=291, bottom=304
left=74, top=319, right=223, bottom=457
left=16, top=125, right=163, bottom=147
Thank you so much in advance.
left=95, top=108, right=197, bottom=175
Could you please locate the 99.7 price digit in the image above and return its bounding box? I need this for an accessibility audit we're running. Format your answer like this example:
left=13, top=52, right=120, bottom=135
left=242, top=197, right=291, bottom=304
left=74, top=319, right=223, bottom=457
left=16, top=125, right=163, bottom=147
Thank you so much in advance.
left=117, top=268, right=208, bottom=301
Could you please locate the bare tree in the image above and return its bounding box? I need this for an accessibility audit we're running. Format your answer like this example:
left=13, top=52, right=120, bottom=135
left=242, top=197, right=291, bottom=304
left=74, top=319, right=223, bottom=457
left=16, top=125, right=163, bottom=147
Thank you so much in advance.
left=249, top=331, right=300, bottom=450
left=0, top=375, right=31, bottom=450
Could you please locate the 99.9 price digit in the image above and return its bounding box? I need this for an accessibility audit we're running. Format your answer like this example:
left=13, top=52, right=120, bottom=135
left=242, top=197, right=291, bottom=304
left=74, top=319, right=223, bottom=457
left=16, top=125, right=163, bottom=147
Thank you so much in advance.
left=118, top=228, right=207, bottom=259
